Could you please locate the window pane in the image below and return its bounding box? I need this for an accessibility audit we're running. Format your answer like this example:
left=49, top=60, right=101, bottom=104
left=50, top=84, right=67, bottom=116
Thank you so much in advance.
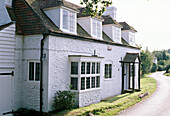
left=97, top=21, right=101, bottom=37
left=71, top=77, right=78, bottom=90
left=35, top=63, right=40, bottom=81
left=69, top=12, right=75, bottom=32
left=92, top=20, right=97, bottom=36
left=63, top=10, right=68, bottom=29
left=86, top=62, right=91, bottom=74
left=86, top=77, right=90, bottom=89
left=81, top=77, right=85, bottom=90
left=109, top=64, right=112, bottom=78
left=71, top=62, right=78, bottom=74
left=81, top=62, right=85, bottom=74
left=105, top=64, right=108, bottom=78
left=96, top=62, right=100, bottom=74
left=96, top=76, right=100, bottom=87
left=29, top=62, right=34, bottom=80
left=91, top=77, right=95, bottom=88
left=92, top=62, right=95, bottom=74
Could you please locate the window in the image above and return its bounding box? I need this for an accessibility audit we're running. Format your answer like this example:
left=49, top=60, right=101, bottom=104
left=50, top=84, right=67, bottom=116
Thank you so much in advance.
left=92, top=19, right=101, bottom=38
left=28, top=61, right=40, bottom=81
left=113, top=26, right=121, bottom=42
left=62, top=9, right=76, bottom=33
left=105, top=64, right=112, bottom=79
left=71, top=62, right=78, bottom=74
left=71, top=77, right=78, bottom=90
left=70, top=60, right=101, bottom=91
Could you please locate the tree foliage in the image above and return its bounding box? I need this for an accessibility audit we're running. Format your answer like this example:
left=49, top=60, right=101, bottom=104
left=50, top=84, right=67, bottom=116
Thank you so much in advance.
left=140, top=50, right=153, bottom=75
left=80, top=0, right=112, bottom=17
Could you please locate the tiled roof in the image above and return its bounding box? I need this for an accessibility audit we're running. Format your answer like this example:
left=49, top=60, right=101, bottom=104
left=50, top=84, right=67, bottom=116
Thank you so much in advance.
left=40, top=0, right=79, bottom=11
left=123, top=53, right=140, bottom=62
left=102, top=15, right=122, bottom=27
left=121, top=38, right=130, bottom=46
left=119, top=22, right=137, bottom=32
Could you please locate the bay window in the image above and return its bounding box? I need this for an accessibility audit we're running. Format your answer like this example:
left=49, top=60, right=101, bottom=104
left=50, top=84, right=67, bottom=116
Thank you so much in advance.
left=69, top=55, right=103, bottom=91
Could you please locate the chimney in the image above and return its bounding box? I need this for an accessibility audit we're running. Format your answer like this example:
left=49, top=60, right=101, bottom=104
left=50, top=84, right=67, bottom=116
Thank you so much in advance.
left=0, top=0, right=12, bottom=25
left=103, top=6, right=117, bottom=20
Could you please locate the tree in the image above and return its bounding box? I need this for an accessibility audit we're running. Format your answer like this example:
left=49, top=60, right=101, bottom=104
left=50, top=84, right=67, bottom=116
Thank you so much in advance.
left=140, top=50, right=153, bottom=75
left=80, top=0, right=112, bottom=17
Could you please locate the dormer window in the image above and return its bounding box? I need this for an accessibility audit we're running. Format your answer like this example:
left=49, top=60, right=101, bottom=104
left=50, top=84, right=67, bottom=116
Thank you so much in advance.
left=113, top=26, right=121, bottom=43
left=92, top=19, right=102, bottom=39
left=62, top=9, right=76, bottom=33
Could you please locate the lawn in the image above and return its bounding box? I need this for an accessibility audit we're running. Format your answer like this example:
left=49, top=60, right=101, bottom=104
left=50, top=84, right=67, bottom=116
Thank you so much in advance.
left=164, top=73, right=170, bottom=76
left=52, top=76, right=157, bottom=116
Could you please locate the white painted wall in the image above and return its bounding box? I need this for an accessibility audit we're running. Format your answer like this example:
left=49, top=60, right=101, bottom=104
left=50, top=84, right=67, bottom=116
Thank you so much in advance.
left=0, top=0, right=11, bottom=25
left=5, top=0, right=12, bottom=6
left=47, top=35, right=140, bottom=111
left=103, top=24, right=113, bottom=40
left=78, top=17, right=91, bottom=36
left=121, top=30, right=136, bottom=46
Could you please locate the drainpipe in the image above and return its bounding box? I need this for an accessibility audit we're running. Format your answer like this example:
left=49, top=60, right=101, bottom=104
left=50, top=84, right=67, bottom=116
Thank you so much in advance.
left=40, top=34, right=47, bottom=114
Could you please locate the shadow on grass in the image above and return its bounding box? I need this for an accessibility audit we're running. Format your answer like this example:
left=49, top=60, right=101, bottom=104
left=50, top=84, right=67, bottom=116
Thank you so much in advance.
left=102, top=93, right=132, bottom=103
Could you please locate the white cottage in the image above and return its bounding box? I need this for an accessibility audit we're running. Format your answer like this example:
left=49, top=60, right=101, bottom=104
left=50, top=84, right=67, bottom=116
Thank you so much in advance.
left=0, top=0, right=141, bottom=114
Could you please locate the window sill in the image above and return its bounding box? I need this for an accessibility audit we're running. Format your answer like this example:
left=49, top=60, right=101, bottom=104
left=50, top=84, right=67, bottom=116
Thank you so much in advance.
left=104, top=78, right=113, bottom=81
left=71, top=88, right=101, bottom=93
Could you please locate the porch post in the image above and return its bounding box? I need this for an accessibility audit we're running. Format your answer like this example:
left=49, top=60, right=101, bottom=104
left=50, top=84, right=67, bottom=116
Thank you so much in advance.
left=122, top=63, right=124, bottom=93
left=132, top=63, right=135, bottom=90
left=128, top=63, right=131, bottom=89
left=138, top=62, right=141, bottom=90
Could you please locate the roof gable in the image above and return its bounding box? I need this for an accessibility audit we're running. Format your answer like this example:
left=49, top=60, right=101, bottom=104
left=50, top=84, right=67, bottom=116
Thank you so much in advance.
left=102, top=15, right=122, bottom=27
left=119, top=22, right=137, bottom=32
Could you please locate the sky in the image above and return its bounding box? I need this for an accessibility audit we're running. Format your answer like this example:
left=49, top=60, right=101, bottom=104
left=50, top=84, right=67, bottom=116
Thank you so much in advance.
left=66, top=0, right=170, bottom=52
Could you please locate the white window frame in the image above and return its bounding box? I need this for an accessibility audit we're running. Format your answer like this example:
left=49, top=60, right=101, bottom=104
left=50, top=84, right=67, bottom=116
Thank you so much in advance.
left=113, top=26, right=121, bottom=43
left=91, top=18, right=102, bottom=39
left=28, top=61, right=40, bottom=82
left=61, top=8, right=77, bottom=34
left=69, top=56, right=103, bottom=92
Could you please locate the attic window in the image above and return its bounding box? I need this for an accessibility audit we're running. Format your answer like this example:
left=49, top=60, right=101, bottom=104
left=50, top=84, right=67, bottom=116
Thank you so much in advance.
left=62, top=9, right=76, bottom=33
left=92, top=19, right=102, bottom=38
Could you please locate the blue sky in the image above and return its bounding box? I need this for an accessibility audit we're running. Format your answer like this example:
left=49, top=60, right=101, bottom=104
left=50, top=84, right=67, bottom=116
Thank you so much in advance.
left=67, top=0, right=170, bottom=51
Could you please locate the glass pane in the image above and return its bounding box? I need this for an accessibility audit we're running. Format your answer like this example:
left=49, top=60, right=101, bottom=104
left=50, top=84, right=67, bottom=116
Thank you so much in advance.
left=81, top=62, right=85, bottom=74
left=29, top=62, right=34, bottom=80
left=69, top=12, right=75, bottom=32
left=71, top=62, right=78, bottom=74
left=109, top=64, right=112, bottom=78
left=86, top=62, right=91, bottom=74
left=71, top=77, right=78, bottom=90
left=92, top=19, right=97, bottom=36
left=92, top=62, right=95, bottom=74
left=63, top=10, right=68, bottom=29
left=97, top=21, right=101, bottom=37
left=86, top=77, right=90, bottom=89
left=81, top=77, right=85, bottom=90
left=96, top=76, right=100, bottom=87
left=91, top=77, right=95, bottom=88
left=105, top=64, right=108, bottom=78
left=35, top=63, right=40, bottom=81
left=96, top=62, right=100, bottom=74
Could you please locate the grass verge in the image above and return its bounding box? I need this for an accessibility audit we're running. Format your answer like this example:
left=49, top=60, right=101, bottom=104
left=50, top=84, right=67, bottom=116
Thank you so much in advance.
left=53, top=75, right=157, bottom=116
left=164, top=73, right=170, bottom=76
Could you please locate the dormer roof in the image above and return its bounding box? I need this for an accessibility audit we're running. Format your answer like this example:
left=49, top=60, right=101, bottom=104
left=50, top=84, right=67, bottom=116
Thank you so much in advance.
left=102, top=15, right=122, bottom=27
left=40, top=0, right=79, bottom=11
left=119, top=22, right=137, bottom=32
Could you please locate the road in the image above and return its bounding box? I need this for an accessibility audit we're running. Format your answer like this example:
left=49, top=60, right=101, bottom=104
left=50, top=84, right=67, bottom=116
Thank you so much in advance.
left=118, top=71, right=170, bottom=116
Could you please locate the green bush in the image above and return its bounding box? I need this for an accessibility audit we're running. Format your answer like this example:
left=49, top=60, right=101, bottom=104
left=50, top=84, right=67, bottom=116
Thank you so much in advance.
left=53, top=90, right=76, bottom=111
left=157, top=65, right=165, bottom=71
left=151, top=63, right=157, bottom=72
left=165, top=64, right=170, bottom=73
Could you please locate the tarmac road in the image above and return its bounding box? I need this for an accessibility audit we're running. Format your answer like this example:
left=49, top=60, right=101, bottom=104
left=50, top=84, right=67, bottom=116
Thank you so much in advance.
left=118, top=71, right=170, bottom=116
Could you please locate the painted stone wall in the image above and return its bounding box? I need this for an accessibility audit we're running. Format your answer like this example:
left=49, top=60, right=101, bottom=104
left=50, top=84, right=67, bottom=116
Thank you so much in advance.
left=47, top=35, right=140, bottom=111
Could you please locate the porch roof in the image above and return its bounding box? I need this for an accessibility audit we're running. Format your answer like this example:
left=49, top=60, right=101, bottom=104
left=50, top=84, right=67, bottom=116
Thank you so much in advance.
left=122, top=53, right=141, bottom=63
